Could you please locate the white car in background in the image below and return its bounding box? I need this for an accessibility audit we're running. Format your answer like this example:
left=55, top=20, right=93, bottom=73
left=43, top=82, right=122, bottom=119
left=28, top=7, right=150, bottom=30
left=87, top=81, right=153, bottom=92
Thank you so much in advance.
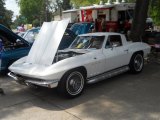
left=17, top=32, right=25, bottom=37
left=8, top=20, right=151, bottom=98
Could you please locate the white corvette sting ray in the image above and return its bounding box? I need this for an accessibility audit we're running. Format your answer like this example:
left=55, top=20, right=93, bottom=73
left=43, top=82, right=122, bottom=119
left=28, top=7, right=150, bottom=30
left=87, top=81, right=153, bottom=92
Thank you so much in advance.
left=8, top=20, right=151, bottom=98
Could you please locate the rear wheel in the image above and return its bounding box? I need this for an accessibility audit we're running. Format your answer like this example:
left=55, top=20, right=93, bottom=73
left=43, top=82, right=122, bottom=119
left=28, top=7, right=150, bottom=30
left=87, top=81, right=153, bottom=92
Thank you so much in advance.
left=129, top=53, right=144, bottom=73
left=58, top=70, right=85, bottom=98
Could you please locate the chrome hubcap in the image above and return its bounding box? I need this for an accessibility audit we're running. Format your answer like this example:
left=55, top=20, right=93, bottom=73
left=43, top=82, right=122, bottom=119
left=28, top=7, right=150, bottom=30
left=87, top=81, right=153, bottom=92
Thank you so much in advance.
left=134, top=54, right=143, bottom=71
left=66, top=72, right=84, bottom=96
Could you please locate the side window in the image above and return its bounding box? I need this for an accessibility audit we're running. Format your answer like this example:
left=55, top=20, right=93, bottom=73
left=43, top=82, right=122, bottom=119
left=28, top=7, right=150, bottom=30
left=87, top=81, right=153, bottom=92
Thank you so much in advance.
left=110, top=35, right=122, bottom=47
left=24, top=31, right=39, bottom=43
left=105, top=36, right=112, bottom=49
left=0, top=34, right=28, bottom=51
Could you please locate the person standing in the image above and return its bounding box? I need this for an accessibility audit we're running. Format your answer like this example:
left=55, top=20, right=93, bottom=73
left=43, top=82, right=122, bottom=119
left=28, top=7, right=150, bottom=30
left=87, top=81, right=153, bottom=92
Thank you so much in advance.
left=94, top=19, right=99, bottom=32
left=101, top=18, right=106, bottom=32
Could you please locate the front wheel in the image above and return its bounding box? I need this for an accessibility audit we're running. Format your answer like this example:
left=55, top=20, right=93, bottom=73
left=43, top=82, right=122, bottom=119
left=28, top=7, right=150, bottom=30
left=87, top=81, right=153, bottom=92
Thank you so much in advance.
left=58, top=70, right=85, bottom=98
left=129, top=53, right=144, bottom=73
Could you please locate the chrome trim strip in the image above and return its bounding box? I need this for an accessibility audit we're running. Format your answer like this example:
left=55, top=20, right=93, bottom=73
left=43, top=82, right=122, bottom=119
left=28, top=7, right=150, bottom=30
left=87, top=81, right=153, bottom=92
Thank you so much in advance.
left=8, top=72, right=58, bottom=88
left=8, top=72, right=19, bottom=81
left=26, top=79, right=59, bottom=88
left=87, top=66, right=129, bottom=84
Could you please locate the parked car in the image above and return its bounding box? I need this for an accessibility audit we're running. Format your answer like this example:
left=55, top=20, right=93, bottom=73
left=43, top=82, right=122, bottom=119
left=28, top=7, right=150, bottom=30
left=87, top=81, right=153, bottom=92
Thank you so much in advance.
left=23, top=27, right=76, bottom=49
left=146, top=18, right=154, bottom=30
left=0, top=24, right=31, bottom=72
left=143, top=31, right=160, bottom=51
left=23, top=27, right=40, bottom=43
left=17, top=32, right=25, bottom=37
left=59, top=29, right=77, bottom=50
left=154, top=32, right=160, bottom=52
left=8, top=20, right=150, bottom=98
left=70, top=22, right=94, bottom=35
left=67, top=23, right=74, bottom=29
left=0, top=23, right=76, bottom=72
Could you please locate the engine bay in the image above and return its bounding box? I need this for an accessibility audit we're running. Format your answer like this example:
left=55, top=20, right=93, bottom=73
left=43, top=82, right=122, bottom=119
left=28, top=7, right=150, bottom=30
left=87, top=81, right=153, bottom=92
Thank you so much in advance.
left=53, top=51, right=84, bottom=63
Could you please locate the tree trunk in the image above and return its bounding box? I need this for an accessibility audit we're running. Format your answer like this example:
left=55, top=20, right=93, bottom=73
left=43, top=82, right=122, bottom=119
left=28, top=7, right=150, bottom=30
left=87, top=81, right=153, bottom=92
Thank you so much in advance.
left=129, top=0, right=150, bottom=42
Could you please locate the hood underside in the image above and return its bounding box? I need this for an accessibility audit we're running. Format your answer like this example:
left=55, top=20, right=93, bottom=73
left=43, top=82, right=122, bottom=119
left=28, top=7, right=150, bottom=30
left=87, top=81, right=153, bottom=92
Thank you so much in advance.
left=26, top=19, right=69, bottom=66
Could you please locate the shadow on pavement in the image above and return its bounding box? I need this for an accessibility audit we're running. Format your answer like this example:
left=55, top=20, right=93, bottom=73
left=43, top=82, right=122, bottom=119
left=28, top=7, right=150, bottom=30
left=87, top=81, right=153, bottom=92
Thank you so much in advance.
left=0, top=62, right=160, bottom=120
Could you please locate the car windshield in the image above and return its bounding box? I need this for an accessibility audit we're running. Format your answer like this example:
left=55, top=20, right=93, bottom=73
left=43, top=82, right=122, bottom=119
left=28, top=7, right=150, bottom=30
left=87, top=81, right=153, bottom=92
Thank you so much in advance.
left=70, top=36, right=105, bottom=49
left=23, top=29, right=40, bottom=43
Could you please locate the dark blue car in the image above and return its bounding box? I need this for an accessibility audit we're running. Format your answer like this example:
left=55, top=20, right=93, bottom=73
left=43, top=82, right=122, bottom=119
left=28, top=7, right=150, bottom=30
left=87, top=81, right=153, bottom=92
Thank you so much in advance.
left=70, top=22, right=94, bottom=35
left=0, top=24, right=76, bottom=72
left=0, top=24, right=31, bottom=72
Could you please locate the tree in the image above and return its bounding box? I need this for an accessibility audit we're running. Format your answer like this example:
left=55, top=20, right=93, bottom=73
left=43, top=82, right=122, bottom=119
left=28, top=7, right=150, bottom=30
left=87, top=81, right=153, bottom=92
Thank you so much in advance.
left=70, top=0, right=136, bottom=8
left=18, top=0, right=45, bottom=24
left=12, top=15, right=27, bottom=29
left=17, top=0, right=59, bottom=24
left=129, top=0, right=150, bottom=42
left=70, top=0, right=99, bottom=8
left=4, top=10, right=13, bottom=27
left=62, top=0, right=71, bottom=10
left=149, top=0, right=160, bottom=25
left=0, top=0, right=6, bottom=23
left=0, top=0, right=13, bottom=28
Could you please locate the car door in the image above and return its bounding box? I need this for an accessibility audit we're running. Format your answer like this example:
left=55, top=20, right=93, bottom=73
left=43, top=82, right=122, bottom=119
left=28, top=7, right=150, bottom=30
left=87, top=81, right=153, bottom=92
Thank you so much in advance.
left=103, top=35, right=130, bottom=71
left=87, top=49, right=106, bottom=77
left=78, top=35, right=106, bottom=77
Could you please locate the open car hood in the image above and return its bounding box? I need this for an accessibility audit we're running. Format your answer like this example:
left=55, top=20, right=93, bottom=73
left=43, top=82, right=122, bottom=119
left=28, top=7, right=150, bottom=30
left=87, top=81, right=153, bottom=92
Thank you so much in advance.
left=26, top=19, right=70, bottom=66
left=0, top=24, right=28, bottom=44
left=9, top=20, right=70, bottom=77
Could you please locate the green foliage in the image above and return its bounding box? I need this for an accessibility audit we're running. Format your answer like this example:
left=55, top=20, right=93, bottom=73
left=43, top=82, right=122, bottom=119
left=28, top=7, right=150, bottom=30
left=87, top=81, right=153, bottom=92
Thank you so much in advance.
left=17, top=0, right=61, bottom=25
left=4, top=10, right=13, bottom=25
left=71, top=0, right=136, bottom=8
left=0, top=0, right=13, bottom=28
left=71, top=0, right=99, bottom=8
left=32, top=19, right=40, bottom=27
left=12, top=15, right=27, bottom=29
left=149, top=0, right=160, bottom=25
left=62, top=0, right=71, bottom=10
left=0, top=0, right=5, bottom=14
left=18, top=0, right=44, bottom=24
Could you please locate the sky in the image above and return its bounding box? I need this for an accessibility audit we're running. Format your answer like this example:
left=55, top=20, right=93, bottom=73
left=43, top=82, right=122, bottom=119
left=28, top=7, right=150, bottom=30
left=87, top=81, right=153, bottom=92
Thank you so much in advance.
left=5, top=0, right=20, bottom=20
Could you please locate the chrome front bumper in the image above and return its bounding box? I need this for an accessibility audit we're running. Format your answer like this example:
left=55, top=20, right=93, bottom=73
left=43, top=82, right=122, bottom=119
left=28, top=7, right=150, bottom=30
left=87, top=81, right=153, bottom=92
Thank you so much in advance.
left=8, top=72, right=59, bottom=88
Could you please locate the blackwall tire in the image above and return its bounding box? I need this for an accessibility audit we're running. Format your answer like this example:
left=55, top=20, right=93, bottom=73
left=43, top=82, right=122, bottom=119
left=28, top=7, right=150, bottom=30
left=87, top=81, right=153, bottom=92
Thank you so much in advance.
left=129, top=53, right=144, bottom=74
left=58, top=70, right=85, bottom=98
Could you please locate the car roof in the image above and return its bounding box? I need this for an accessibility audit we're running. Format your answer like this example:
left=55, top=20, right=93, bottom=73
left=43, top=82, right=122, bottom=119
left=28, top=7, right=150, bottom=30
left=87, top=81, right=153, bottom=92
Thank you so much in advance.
left=79, top=32, right=123, bottom=37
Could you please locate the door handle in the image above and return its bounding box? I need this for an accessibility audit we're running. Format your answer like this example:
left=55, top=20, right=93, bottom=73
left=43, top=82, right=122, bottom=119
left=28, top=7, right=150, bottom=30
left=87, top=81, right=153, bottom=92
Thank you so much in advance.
left=94, top=57, right=97, bottom=59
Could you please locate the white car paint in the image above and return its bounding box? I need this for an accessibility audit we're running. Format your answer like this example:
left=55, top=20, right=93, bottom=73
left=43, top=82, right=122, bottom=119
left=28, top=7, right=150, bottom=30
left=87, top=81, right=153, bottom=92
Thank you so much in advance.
left=9, top=25, right=151, bottom=88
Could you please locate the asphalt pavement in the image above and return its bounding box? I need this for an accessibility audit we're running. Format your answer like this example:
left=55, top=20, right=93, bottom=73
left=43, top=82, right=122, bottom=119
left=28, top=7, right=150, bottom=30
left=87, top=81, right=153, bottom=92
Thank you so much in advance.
left=0, top=61, right=160, bottom=120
